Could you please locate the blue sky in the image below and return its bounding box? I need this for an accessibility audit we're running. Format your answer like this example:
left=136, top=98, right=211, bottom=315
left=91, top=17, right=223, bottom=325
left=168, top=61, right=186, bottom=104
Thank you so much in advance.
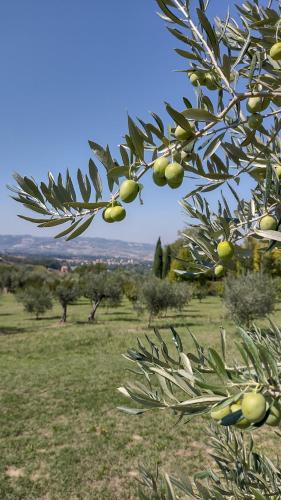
left=0, top=0, right=240, bottom=244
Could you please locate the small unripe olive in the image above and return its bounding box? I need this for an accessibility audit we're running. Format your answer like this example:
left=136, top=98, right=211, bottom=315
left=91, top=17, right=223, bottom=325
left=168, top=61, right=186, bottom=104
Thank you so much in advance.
left=247, top=113, right=263, bottom=129
left=119, top=180, right=139, bottom=203
left=174, top=125, right=194, bottom=141
left=230, top=403, right=251, bottom=429
left=189, top=72, right=201, bottom=86
left=205, top=72, right=217, bottom=90
left=102, top=207, right=114, bottom=223
left=247, top=96, right=270, bottom=113
left=153, top=157, right=169, bottom=177
left=165, top=162, right=184, bottom=183
left=265, top=401, right=281, bottom=426
left=217, top=241, right=235, bottom=261
left=110, top=205, right=126, bottom=222
left=214, top=265, right=224, bottom=278
left=270, top=42, right=281, bottom=61
left=210, top=404, right=230, bottom=421
left=153, top=171, right=167, bottom=187
left=241, top=392, right=267, bottom=423
left=259, top=214, right=277, bottom=231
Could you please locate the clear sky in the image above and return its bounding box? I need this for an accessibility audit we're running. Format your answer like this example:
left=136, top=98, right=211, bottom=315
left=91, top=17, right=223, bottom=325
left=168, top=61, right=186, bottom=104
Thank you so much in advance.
left=0, top=0, right=239, bottom=245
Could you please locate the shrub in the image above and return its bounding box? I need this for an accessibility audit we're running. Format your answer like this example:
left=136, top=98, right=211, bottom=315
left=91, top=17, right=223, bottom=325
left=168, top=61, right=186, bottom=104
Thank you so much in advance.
left=223, top=272, right=276, bottom=327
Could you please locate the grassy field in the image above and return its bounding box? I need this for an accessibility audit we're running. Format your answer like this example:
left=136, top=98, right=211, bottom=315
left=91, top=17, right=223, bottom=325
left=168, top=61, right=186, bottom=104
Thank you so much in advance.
left=0, top=293, right=280, bottom=499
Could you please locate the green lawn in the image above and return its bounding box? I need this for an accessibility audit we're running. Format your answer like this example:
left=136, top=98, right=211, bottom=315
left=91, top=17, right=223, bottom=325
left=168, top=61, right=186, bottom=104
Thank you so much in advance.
left=0, top=294, right=280, bottom=499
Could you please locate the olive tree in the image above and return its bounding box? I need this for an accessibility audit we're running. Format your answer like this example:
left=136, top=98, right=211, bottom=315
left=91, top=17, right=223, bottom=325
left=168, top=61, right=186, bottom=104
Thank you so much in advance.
left=16, top=286, right=53, bottom=320
left=81, top=271, right=123, bottom=321
left=141, top=277, right=190, bottom=324
left=53, top=275, right=80, bottom=323
left=122, top=275, right=141, bottom=309
left=9, top=0, right=281, bottom=496
left=224, top=272, right=276, bottom=327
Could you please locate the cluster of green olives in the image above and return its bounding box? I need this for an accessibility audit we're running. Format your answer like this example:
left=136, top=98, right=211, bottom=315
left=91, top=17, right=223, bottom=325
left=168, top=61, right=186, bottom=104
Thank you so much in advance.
left=211, top=392, right=281, bottom=430
left=213, top=241, right=235, bottom=278
left=247, top=94, right=281, bottom=129
left=102, top=179, right=140, bottom=223
left=189, top=70, right=218, bottom=90
left=242, top=42, right=281, bottom=129
left=102, top=202, right=126, bottom=223
left=153, top=156, right=185, bottom=189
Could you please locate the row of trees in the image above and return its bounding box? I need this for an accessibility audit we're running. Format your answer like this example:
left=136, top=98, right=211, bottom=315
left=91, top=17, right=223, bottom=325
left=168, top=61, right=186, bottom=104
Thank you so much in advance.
left=1, top=260, right=278, bottom=327
left=0, top=263, right=192, bottom=324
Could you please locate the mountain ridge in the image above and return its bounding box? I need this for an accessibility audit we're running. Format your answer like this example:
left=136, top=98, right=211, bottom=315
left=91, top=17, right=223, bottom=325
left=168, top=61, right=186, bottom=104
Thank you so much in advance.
left=0, top=234, right=154, bottom=261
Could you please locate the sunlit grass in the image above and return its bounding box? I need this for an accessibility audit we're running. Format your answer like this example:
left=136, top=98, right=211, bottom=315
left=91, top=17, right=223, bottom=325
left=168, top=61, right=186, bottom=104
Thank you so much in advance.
left=0, top=293, right=280, bottom=499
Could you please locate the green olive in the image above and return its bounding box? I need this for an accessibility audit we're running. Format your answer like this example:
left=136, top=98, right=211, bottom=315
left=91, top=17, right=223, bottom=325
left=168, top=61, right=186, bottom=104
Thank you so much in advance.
left=189, top=72, right=200, bottom=86
left=174, top=125, right=194, bottom=141
left=214, top=265, right=224, bottom=278
left=230, top=403, right=251, bottom=429
left=119, top=180, right=139, bottom=203
left=165, top=162, right=184, bottom=185
left=102, top=207, right=114, bottom=223
left=247, top=113, right=263, bottom=129
left=270, top=42, right=281, bottom=61
left=265, top=401, right=281, bottom=427
left=247, top=97, right=270, bottom=113
left=110, top=205, right=126, bottom=222
left=205, top=72, right=217, bottom=90
left=241, top=392, right=267, bottom=423
left=153, top=157, right=169, bottom=177
left=217, top=241, right=235, bottom=261
left=211, top=404, right=230, bottom=421
left=259, top=214, right=277, bottom=231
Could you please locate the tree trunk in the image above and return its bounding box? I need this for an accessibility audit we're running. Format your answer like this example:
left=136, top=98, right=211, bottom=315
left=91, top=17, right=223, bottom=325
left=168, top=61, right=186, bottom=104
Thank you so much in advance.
left=61, top=304, right=67, bottom=323
left=88, top=300, right=101, bottom=321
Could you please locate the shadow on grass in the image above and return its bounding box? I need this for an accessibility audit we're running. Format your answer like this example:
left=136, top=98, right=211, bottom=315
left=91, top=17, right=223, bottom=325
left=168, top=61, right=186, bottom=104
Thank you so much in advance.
left=28, top=315, right=61, bottom=321
left=0, top=326, right=26, bottom=335
left=75, top=316, right=142, bottom=325
left=101, top=316, right=142, bottom=323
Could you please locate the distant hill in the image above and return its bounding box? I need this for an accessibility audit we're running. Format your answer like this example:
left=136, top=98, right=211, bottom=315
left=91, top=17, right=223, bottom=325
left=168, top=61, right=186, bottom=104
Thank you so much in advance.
left=0, top=235, right=154, bottom=261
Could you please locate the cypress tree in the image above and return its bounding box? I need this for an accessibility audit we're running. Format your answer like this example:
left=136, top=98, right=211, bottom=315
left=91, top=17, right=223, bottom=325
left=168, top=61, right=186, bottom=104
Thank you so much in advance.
left=153, top=237, right=163, bottom=279
left=162, top=245, right=172, bottom=278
